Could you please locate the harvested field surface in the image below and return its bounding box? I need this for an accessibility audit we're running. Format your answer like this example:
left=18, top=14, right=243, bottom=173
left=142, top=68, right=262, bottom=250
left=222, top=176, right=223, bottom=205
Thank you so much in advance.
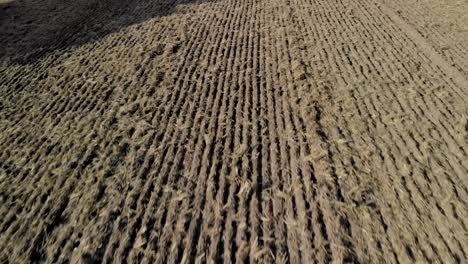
left=1, top=0, right=468, bottom=262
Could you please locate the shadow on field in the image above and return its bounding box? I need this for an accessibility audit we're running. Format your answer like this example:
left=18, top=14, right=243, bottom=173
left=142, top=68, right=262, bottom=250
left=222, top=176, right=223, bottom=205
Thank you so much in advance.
left=0, top=0, right=208, bottom=64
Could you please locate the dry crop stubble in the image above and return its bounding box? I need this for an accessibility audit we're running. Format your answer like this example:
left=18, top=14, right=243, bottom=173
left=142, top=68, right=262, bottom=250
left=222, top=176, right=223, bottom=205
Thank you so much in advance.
left=1, top=0, right=468, bottom=262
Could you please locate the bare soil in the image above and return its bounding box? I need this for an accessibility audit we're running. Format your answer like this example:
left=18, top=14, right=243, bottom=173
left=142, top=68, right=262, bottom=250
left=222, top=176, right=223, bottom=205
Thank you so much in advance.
left=1, top=0, right=467, bottom=263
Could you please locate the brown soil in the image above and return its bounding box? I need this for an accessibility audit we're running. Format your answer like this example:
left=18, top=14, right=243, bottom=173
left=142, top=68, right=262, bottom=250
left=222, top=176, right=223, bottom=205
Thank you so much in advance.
left=1, top=0, right=467, bottom=263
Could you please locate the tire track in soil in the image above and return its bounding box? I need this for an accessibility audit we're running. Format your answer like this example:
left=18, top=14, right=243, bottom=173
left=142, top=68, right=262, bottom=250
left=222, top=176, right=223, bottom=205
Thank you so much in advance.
left=370, top=0, right=468, bottom=95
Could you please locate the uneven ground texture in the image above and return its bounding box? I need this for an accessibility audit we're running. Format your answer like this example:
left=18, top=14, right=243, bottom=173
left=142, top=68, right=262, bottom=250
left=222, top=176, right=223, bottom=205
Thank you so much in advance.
left=1, top=0, right=468, bottom=263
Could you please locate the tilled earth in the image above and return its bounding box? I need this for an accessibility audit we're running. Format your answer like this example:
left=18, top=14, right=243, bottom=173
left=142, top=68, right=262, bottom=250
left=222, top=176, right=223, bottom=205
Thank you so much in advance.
left=1, top=0, right=467, bottom=263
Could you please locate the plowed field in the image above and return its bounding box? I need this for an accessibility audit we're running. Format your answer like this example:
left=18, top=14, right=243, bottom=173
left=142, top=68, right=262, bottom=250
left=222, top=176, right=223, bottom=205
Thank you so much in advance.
left=1, top=0, right=467, bottom=262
